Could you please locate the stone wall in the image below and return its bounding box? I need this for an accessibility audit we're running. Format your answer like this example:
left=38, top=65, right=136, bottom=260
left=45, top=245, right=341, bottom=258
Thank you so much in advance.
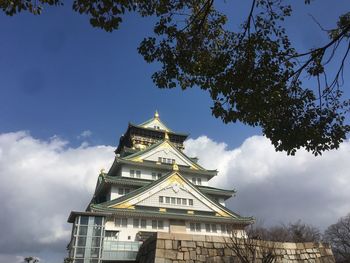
left=137, top=232, right=335, bottom=263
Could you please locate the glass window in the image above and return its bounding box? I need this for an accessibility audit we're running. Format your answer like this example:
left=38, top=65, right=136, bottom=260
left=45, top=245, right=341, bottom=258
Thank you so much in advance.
left=91, top=237, right=100, bottom=247
left=196, top=223, right=201, bottom=232
left=75, top=260, right=84, bottom=263
left=93, top=227, right=102, bottom=236
left=78, top=226, right=88, bottom=235
left=189, top=199, right=193, bottom=206
left=177, top=198, right=181, bottom=205
left=166, top=197, right=170, bottom=204
left=190, top=223, right=195, bottom=231
left=77, top=237, right=86, bottom=246
left=75, top=248, right=85, bottom=258
left=115, top=218, right=127, bottom=227
left=197, top=178, right=202, bottom=185
left=141, top=219, right=147, bottom=228
left=205, top=224, right=211, bottom=232
left=125, top=188, right=130, bottom=194
left=158, top=157, right=162, bottom=163
left=159, top=196, right=163, bottom=203
left=211, top=224, right=217, bottom=233
left=162, top=158, right=166, bottom=163
left=152, top=172, right=156, bottom=180
left=152, top=220, right=157, bottom=229
left=130, top=170, right=135, bottom=177
left=172, top=159, right=175, bottom=164
left=118, top=188, right=124, bottom=195
left=192, top=178, right=196, bottom=184
left=158, top=220, right=164, bottom=229
left=136, top=170, right=141, bottom=178
left=157, top=173, right=162, bottom=179
left=94, top=217, right=102, bottom=226
left=167, top=158, right=171, bottom=163
left=171, top=197, right=175, bottom=204
left=221, top=224, right=226, bottom=233
left=80, top=216, right=89, bottom=225
left=182, top=199, right=187, bottom=205
left=133, top=219, right=139, bottom=228
left=90, top=248, right=100, bottom=258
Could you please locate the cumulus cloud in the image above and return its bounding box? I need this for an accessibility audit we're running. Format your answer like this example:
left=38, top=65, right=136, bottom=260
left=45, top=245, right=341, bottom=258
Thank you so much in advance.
left=1, top=131, right=349, bottom=262
left=0, top=131, right=114, bottom=263
left=184, top=136, right=350, bottom=229
left=77, top=130, right=93, bottom=139
left=185, top=136, right=350, bottom=229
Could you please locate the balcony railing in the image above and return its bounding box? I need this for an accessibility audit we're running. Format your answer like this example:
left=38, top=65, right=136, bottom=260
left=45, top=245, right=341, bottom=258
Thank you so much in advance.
left=101, top=240, right=142, bottom=261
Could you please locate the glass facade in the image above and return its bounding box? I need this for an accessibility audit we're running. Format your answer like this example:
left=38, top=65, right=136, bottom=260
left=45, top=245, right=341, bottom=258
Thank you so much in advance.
left=69, top=215, right=104, bottom=263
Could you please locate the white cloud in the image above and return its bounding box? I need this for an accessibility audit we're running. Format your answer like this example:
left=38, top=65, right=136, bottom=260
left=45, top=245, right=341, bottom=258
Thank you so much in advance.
left=1, top=131, right=349, bottom=262
left=184, top=135, right=350, bottom=229
left=0, top=131, right=114, bottom=263
left=77, top=130, right=93, bottom=139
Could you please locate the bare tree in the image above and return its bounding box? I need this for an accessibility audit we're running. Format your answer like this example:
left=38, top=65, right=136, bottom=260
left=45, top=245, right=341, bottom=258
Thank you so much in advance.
left=225, top=232, right=276, bottom=263
left=23, top=257, right=39, bottom=263
left=324, top=213, right=350, bottom=263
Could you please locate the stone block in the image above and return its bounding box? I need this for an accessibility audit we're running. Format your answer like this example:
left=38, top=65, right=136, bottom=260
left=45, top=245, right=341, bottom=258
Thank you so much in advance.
left=173, top=240, right=180, bottom=249
left=201, top=248, right=208, bottom=255
left=196, top=247, right=201, bottom=254
left=177, top=252, right=183, bottom=260
left=165, top=249, right=178, bottom=259
left=165, top=240, right=173, bottom=250
left=183, top=251, right=190, bottom=260
left=154, top=258, right=165, bottom=263
left=213, top=242, right=224, bottom=248
left=196, top=241, right=204, bottom=247
left=203, top=242, right=214, bottom=248
left=156, top=249, right=165, bottom=258
left=157, top=240, right=165, bottom=249
left=181, top=240, right=196, bottom=248
left=189, top=250, right=196, bottom=260
left=196, top=255, right=207, bottom=262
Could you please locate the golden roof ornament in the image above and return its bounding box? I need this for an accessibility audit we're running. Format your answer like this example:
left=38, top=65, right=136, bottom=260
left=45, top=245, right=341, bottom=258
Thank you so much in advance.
left=172, top=161, right=179, bottom=171
left=154, top=110, right=159, bottom=119
left=100, top=168, right=105, bottom=175
left=164, top=131, right=169, bottom=140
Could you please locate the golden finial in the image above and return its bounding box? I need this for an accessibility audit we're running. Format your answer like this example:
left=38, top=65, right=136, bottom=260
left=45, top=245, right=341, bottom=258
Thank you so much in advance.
left=154, top=110, right=159, bottom=119
left=173, top=162, right=179, bottom=171
left=164, top=131, right=169, bottom=140
left=100, top=168, right=105, bottom=175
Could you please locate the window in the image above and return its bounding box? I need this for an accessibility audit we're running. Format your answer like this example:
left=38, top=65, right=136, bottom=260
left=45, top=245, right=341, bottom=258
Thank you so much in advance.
left=136, top=170, right=141, bottom=178
left=205, top=224, right=217, bottom=233
left=75, top=248, right=85, bottom=258
left=221, top=224, right=231, bottom=234
left=115, top=218, right=127, bottom=227
left=189, top=199, right=193, bottom=206
left=159, top=196, right=164, bottom=203
left=130, top=170, right=135, bottom=177
left=118, top=188, right=124, bottom=195
left=182, top=199, right=187, bottom=205
left=152, top=172, right=162, bottom=180
left=133, top=219, right=139, bottom=228
left=190, top=222, right=201, bottom=232
left=125, top=188, right=130, bottom=194
left=141, top=219, right=147, bottom=228
left=94, top=217, right=103, bottom=225
left=77, top=237, right=86, bottom=246
left=105, top=231, right=119, bottom=239
left=171, top=197, right=176, bottom=204
left=158, top=157, right=175, bottom=164
left=159, top=196, right=193, bottom=206
left=191, top=177, right=202, bottom=185
left=205, top=224, right=211, bottom=232
left=152, top=220, right=164, bottom=229
left=165, top=197, right=170, bottom=204
left=79, top=226, right=88, bottom=235
left=80, top=216, right=89, bottom=225
left=177, top=198, right=181, bottom=205
left=91, top=237, right=100, bottom=247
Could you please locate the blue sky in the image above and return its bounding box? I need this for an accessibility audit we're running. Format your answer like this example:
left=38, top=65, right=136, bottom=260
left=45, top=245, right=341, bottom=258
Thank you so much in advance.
left=1, top=1, right=348, bottom=148
left=0, top=1, right=350, bottom=263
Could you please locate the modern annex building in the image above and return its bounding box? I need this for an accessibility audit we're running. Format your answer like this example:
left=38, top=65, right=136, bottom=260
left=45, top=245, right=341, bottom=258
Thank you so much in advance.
left=67, top=112, right=253, bottom=262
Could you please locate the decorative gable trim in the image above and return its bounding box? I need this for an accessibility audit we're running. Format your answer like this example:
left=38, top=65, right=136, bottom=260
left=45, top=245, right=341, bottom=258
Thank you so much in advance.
left=107, top=172, right=236, bottom=218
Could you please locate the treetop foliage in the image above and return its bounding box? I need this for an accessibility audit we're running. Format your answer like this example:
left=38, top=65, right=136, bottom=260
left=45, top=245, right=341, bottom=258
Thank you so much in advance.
left=2, top=0, right=350, bottom=155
